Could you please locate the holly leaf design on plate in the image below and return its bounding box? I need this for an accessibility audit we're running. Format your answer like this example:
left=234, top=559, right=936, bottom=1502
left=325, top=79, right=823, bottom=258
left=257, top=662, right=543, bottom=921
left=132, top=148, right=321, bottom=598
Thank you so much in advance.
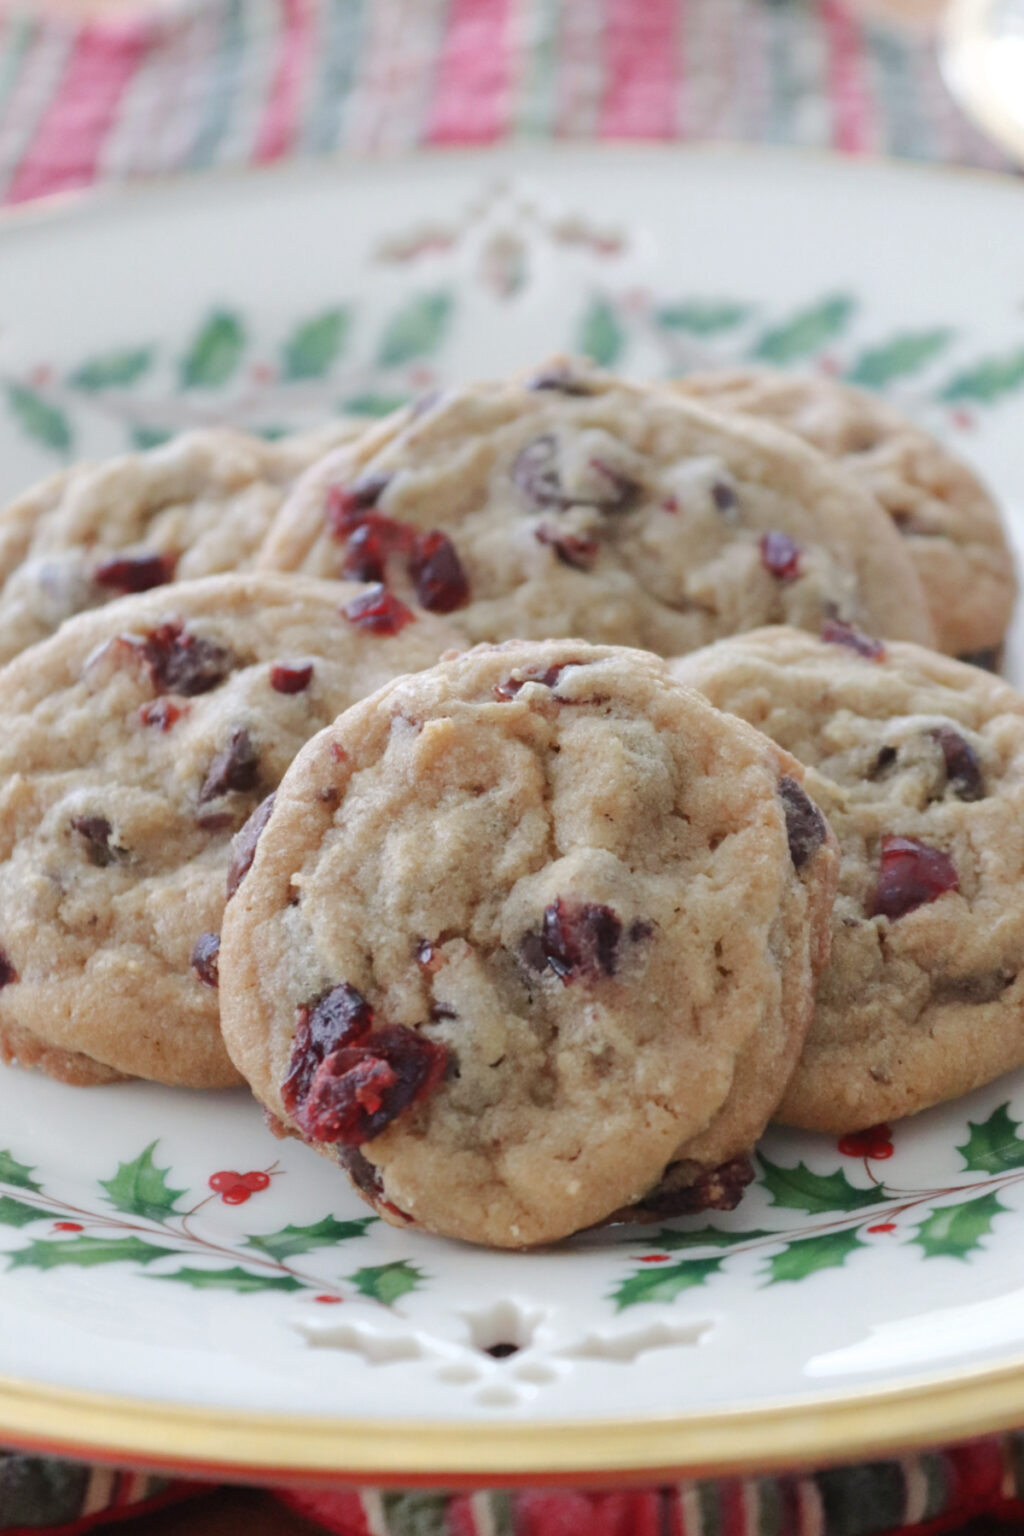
left=5, top=385, right=72, bottom=454
left=246, top=1215, right=375, bottom=1262
left=912, top=1193, right=1006, bottom=1261
left=0, top=1151, right=42, bottom=1192
left=939, top=349, right=1024, bottom=404
left=628, top=1226, right=775, bottom=1251
left=99, top=1142, right=187, bottom=1223
left=180, top=310, right=245, bottom=389
left=655, top=300, right=751, bottom=335
left=846, top=329, right=953, bottom=388
left=751, top=295, right=856, bottom=364
left=347, top=1260, right=424, bottom=1305
left=577, top=297, right=624, bottom=367
left=957, top=1103, right=1024, bottom=1174
left=758, top=1154, right=887, bottom=1215
left=70, top=348, right=153, bottom=391
left=0, top=1195, right=48, bottom=1228
left=151, top=1266, right=304, bottom=1293
left=281, top=309, right=350, bottom=381
left=764, top=1228, right=865, bottom=1285
left=7, top=1235, right=177, bottom=1270
left=376, top=293, right=452, bottom=368
left=611, top=1256, right=723, bottom=1310
left=131, top=425, right=174, bottom=450
left=342, top=393, right=410, bottom=418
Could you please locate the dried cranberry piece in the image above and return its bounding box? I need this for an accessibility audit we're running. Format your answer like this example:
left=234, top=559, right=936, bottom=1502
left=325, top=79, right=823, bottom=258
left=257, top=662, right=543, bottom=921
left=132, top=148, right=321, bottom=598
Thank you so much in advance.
left=0, top=949, right=18, bottom=987
left=141, top=621, right=234, bottom=696
left=931, top=726, right=984, bottom=801
left=325, top=475, right=392, bottom=539
left=71, top=815, right=121, bottom=867
left=534, top=525, right=599, bottom=571
left=190, top=932, right=220, bottom=988
left=636, top=1155, right=755, bottom=1218
left=760, top=531, right=802, bottom=582
left=778, top=776, right=829, bottom=869
left=871, top=835, right=959, bottom=920
left=527, top=367, right=594, bottom=396
left=342, top=585, right=414, bottom=636
left=281, top=983, right=376, bottom=1113
left=225, top=793, right=276, bottom=899
left=821, top=619, right=886, bottom=662
left=270, top=662, right=314, bottom=695
left=512, top=436, right=567, bottom=509
left=341, top=522, right=387, bottom=583
left=94, top=552, right=177, bottom=594
left=296, top=1025, right=448, bottom=1145
left=523, top=898, right=623, bottom=985
left=409, top=531, right=469, bottom=613
left=959, top=648, right=1000, bottom=674
left=139, top=699, right=183, bottom=731
left=199, top=729, right=260, bottom=803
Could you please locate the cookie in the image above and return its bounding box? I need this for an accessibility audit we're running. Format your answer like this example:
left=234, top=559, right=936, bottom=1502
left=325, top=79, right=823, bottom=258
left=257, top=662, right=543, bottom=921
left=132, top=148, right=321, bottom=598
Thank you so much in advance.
left=255, top=362, right=936, bottom=658
left=0, top=573, right=462, bottom=1089
left=674, top=367, right=1015, bottom=661
left=0, top=420, right=365, bottom=666
left=674, top=625, right=1024, bottom=1131
left=219, top=640, right=839, bottom=1248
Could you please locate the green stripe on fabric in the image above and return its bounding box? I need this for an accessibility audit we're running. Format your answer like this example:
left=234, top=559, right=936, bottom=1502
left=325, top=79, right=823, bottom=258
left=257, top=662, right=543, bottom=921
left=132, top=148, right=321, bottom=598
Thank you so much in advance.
left=381, top=1490, right=450, bottom=1536
left=187, top=0, right=245, bottom=169
left=1008, top=1433, right=1024, bottom=1501
left=920, top=1452, right=951, bottom=1522
left=490, top=1490, right=515, bottom=1536
left=697, top=1478, right=720, bottom=1536
left=0, top=16, right=36, bottom=122
left=816, top=1461, right=906, bottom=1536
left=306, top=0, right=366, bottom=153
left=755, top=1475, right=783, bottom=1536
left=512, top=0, right=559, bottom=138
left=863, top=24, right=921, bottom=162
left=0, top=1455, right=91, bottom=1527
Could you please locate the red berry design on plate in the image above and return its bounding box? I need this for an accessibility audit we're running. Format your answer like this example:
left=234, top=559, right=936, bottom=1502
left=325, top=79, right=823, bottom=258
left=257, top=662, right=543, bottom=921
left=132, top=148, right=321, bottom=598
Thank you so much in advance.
left=270, top=662, right=314, bottom=695
left=838, top=1124, right=894, bottom=1159
left=640, top=1254, right=671, bottom=1264
left=314, top=1294, right=344, bottom=1304
left=54, top=1222, right=83, bottom=1233
left=821, top=618, right=886, bottom=662
left=139, top=699, right=184, bottom=731
left=868, top=1222, right=898, bottom=1234
left=409, top=530, right=470, bottom=613
left=209, top=1169, right=272, bottom=1203
left=342, top=585, right=414, bottom=636
left=94, top=552, right=178, bottom=594
left=759, top=531, right=802, bottom=582
left=871, top=835, right=958, bottom=920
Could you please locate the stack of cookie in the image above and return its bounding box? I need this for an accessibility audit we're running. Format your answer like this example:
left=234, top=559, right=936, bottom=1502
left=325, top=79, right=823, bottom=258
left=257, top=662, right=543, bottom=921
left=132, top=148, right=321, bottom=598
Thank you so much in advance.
left=0, top=358, right=1017, bottom=1249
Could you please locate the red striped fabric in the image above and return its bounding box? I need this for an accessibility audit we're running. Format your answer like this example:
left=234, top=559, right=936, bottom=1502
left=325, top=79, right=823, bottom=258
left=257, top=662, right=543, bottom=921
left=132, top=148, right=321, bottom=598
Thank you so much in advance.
left=599, top=0, right=678, bottom=139
left=426, top=0, right=514, bottom=143
left=254, top=0, right=314, bottom=163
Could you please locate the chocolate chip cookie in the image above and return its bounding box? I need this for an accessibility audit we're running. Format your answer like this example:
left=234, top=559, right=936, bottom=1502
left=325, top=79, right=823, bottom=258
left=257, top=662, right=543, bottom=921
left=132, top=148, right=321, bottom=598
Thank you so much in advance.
left=0, top=573, right=462, bottom=1088
left=675, top=367, right=1014, bottom=662
left=256, top=363, right=936, bottom=657
left=674, top=626, right=1024, bottom=1131
left=219, top=640, right=839, bottom=1248
left=0, top=420, right=364, bottom=665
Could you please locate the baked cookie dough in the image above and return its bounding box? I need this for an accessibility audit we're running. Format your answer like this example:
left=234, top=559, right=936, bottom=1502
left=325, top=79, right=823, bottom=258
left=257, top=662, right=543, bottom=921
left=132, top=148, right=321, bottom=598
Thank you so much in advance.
left=220, top=640, right=839, bottom=1248
left=256, top=363, right=936, bottom=657
left=0, top=419, right=365, bottom=665
left=674, top=367, right=1014, bottom=661
left=675, top=625, right=1024, bottom=1130
left=0, top=572, right=462, bottom=1088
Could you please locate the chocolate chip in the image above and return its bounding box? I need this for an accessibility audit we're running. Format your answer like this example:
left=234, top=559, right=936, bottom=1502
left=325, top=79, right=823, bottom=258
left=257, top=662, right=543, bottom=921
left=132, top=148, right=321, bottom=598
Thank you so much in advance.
left=190, top=932, right=220, bottom=988
left=512, top=436, right=567, bottom=509
left=199, top=729, right=260, bottom=803
left=71, top=815, right=122, bottom=867
left=778, top=777, right=829, bottom=869
left=142, top=621, right=234, bottom=696
left=931, top=726, right=984, bottom=802
left=0, top=949, right=18, bottom=988
left=526, top=366, right=594, bottom=396
left=634, top=1155, right=755, bottom=1219
left=821, top=619, right=886, bottom=662
left=958, top=649, right=1000, bottom=674
left=870, top=745, right=898, bottom=778
left=534, top=525, right=599, bottom=571
left=711, top=481, right=737, bottom=513
left=225, top=793, right=276, bottom=899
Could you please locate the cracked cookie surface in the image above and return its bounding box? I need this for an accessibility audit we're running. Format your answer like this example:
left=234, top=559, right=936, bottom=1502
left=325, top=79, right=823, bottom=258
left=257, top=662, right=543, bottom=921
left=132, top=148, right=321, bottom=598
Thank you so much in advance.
left=674, top=367, right=1014, bottom=660
left=219, top=640, right=838, bottom=1248
left=0, top=572, right=462, bottom=1088
left=674, top=626, right=1024, bottom=1131
left=0, top=421, right=364, bottom=665
left=256, top=363, right=935, bottom=658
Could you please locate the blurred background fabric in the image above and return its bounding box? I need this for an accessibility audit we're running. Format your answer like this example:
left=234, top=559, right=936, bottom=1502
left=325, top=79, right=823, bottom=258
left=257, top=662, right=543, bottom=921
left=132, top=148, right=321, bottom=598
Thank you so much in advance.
left=0, top=0, right=1006, bottom=209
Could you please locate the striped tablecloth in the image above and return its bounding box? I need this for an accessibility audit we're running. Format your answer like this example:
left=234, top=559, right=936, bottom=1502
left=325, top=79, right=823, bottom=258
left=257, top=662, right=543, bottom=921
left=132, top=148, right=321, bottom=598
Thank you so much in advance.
left=0, top=0, right=1009, bottom=209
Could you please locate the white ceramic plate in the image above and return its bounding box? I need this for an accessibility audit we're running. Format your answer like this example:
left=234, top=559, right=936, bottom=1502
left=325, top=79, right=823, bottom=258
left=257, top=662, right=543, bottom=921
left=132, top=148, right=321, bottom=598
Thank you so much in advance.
left=1, top=146, right=1024, bottom=1486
